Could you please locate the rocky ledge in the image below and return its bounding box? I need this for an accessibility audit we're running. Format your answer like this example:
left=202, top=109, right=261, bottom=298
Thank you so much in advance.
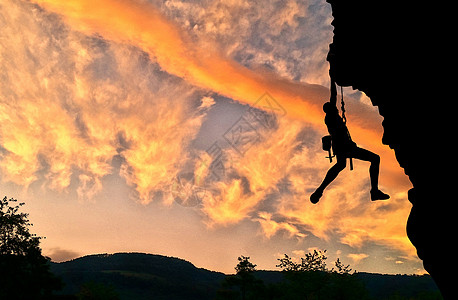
left=325, top=1, right=454, bottom=298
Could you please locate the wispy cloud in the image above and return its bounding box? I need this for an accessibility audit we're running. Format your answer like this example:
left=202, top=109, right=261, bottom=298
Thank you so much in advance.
left=348, top=253, right=369, bottom=264
left=46, top=247, right=81, bottom=262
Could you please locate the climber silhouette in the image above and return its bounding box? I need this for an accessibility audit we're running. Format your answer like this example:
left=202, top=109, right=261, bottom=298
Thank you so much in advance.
left=310, top=79, right=390, bottom=204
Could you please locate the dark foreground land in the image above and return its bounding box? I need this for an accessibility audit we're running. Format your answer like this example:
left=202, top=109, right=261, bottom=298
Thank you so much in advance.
left=50, top=252, right=442, bottom=299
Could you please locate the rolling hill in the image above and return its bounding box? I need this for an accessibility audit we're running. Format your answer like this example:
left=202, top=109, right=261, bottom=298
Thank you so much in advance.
left=50, top=252, right=225, bottom=299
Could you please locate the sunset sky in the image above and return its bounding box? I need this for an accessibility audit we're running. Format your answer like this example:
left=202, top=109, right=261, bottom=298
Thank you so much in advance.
left=0, top=0, right=420, bottom=274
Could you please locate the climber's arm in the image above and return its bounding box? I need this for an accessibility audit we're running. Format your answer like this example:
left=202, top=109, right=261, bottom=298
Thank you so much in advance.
left=330, top=78, right=337, bottom=107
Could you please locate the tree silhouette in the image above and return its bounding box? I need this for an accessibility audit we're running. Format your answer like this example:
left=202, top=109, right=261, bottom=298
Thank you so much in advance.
left=235, top=255, right=257, bottom=274
left=217, top=256, right=266, bottom=300
left=333, top=258, right=352, bottom=275
left=0, top=196, right=62, bottom=298
left=275, top=249, right=368, bottom=299
left=276, top=250, right=329, bottom=272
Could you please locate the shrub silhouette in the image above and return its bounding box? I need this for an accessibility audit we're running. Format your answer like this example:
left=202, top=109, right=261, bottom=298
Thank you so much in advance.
left=218, top=250, right=369, bottom=300
left=274, top=250, right=368, bottom=299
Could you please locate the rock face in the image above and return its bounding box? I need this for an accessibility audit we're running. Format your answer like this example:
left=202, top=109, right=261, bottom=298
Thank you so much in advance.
left=325, top=1, right=453, bottom=298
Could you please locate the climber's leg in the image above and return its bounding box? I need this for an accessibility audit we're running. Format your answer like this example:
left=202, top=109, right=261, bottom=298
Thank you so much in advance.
left=351, top=147, right=389, bottom=201
left=310, top=155, right=346, bottom=204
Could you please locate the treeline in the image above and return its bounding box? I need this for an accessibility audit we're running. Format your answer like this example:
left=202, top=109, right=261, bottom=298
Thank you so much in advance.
left=216, top=252, right=442, bottom=300
left=217, top=251, right=366, bottom=300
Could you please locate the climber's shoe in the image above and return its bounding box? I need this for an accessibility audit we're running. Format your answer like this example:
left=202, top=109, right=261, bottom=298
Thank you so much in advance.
left=310, top=189, right=323, bottom=204
left=371, top=189, right=390, bottom=201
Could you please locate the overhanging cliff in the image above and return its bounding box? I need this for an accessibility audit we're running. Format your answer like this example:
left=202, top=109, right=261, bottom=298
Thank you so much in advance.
left=326, top=1, right=453, bottom=298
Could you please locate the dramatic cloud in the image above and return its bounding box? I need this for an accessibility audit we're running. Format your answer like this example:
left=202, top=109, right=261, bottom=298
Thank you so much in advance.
left=0, top=0, right=208, bottom=202
left=0, top=0, right=419, bottom=272
left=28, top=0, right=408, bottom=188
left=162, top=0, right=333, bottom=85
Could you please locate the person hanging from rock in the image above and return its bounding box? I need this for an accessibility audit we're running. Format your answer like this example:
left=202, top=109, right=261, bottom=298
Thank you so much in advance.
left=310, top=78, right=390, bottom=204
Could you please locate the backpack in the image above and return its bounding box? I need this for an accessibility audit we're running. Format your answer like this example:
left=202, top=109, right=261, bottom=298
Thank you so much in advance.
left=322, top=135, right=334, bottom=162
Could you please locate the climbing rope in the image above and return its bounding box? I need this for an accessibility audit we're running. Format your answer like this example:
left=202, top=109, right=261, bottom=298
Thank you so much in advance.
left=339, top=85, right=353, bottom=170
left=322, top=83, right=353, bottom=170
left=340, top=85, right=347, bottom=124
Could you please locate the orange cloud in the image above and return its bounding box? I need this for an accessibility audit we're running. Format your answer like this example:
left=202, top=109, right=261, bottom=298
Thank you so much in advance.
left=30, top=0, right=407, bottom=193
left=192, top=106, right=415, bottom=258
left=200, top=116, right=304, bottom=226
left=0, top=0, right=207, bottom=202
left=256, top=211, right=306, bottom=240
left=30, top=0, right=325, bottom=122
